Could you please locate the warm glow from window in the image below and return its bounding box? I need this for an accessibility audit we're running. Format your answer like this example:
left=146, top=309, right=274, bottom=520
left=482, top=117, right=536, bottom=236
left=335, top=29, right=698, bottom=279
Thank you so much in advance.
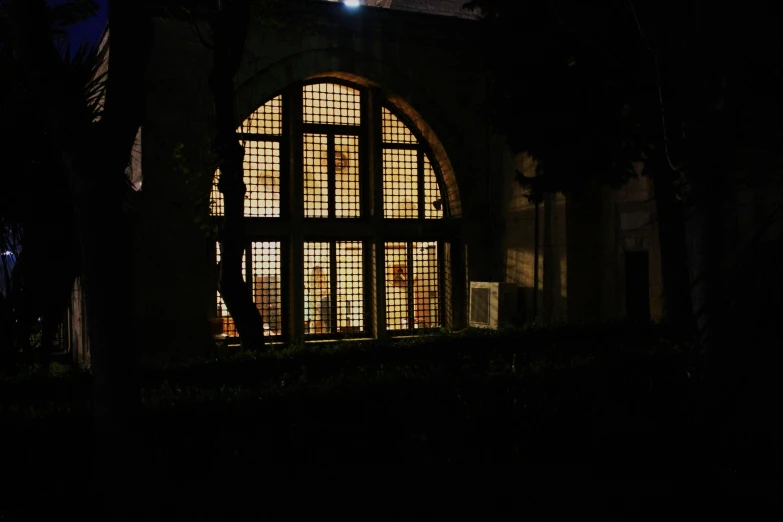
left=303, top=83, right=360, bottom=126
left=211, top=96, right=282, bottom=217
left=385, top=242, right=440, bottom=331
left=304, top=241, right=365, bottom=336
left=238, top=95, right=282, bottom=135
left=213, top=82, right=452, bottom=339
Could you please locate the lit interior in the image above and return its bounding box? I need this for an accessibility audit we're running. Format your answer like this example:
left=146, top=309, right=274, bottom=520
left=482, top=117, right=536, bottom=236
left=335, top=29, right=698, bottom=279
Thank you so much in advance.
left=213, top=83, right=448, bottom=339
left=385, top=242, right=440, bottom=330
left=304, top=241, right=364, bottom=335
left=381, top=108, right=443, bottom=219
left=211, top=95, right=282, bottom=217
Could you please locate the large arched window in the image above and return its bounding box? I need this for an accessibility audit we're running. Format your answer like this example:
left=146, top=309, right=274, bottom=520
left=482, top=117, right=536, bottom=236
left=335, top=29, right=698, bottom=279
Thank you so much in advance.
left=211, top=80, right=455, bottom=341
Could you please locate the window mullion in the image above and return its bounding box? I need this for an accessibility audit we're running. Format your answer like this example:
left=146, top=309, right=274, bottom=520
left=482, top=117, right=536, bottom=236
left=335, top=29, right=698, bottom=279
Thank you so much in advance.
left=327, top=134, right=336, bottom=218
left=407, top=241, right=414, bottom=332
left=438, top=241, right=446, bottom=328
left=417, top=149, right=425, bottom=220
left=330, top=241, right=338, bottom=335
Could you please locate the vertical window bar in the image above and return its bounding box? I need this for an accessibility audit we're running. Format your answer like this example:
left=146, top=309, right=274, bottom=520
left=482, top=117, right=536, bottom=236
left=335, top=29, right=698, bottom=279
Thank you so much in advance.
left=417, top=149, right=425, bottom=220
left=330, top=241, right=338, bottom=334
left=438, top=240, right=446, bottom=327
left=407, top=241, right=415, bottom=331
left=327, top=134, right=336, bottom=218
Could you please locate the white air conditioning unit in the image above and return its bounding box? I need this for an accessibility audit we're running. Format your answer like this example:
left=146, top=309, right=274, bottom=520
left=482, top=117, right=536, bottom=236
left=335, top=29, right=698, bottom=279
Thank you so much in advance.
left=469, top=282, right=517, bottom=329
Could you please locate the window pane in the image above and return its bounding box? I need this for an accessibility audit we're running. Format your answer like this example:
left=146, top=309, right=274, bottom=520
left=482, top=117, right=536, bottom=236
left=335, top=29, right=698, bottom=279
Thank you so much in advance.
left=413, top=242, right=439, bottom=328
left=210, top=173, right=224, bottom=216
left=252, top=242, right=282, bottom=337
left=238, top=95, right=282, bottom=135
left=423, top=155, right=443, bottom=219
left=336, top=241, right=364, bottom=332
left=304, top=242, right=331, bottom=335
left=385, top=242, right=409, bottom=330
left=244, top=141, right=280, bottom=217
left=383, top=149, right=418, bottom=218
left=335, top=135, right=360, bottom=218
left=215, top=243, right=246, bottom=337
left=304, top=134, right=329, bottom=218
left=382, top=107, right=417, bottom=144
left=303, top=83, right=360, bottom=126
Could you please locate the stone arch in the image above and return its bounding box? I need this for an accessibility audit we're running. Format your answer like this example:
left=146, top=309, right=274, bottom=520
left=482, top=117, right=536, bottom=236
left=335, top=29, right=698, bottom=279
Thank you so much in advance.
left=235, top=48, right=463, bottom=217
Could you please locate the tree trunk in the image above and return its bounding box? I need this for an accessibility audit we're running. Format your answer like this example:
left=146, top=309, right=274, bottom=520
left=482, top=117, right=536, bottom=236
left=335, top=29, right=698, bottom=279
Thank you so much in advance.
left=10, top=1, right=153, bottom=517
left=210, top=0, right=266, bottom=351
left=680, top=169, right=722, bottom=358
left=650, top=168, right=693, bottom=333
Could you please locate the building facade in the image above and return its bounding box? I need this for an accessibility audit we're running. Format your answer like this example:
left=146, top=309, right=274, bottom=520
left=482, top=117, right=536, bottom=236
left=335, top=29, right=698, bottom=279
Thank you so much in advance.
left=68, top=0, right=667, bottom=360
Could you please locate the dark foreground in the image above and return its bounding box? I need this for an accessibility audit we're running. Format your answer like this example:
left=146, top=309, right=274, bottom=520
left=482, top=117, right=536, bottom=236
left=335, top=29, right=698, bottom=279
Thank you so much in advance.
left=2, top=326, right=782, bottom=519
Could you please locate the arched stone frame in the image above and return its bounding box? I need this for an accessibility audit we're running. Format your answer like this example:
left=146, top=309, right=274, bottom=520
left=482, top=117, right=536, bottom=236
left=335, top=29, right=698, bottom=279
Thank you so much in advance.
left=213, top=72, right=467, bottom=342
left=233, top=49, right=465, bottom=218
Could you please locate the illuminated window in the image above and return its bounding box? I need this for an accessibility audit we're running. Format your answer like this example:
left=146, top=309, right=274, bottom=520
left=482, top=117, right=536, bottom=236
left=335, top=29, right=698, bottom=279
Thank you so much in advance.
left=385, top=242, right=441, bottom=332
left=215, top=242, right=282, bottom=338
left=304, top=241, right=365, bottom=336
left=212, top=81, right=453, bottom=341
left=382, top=108, right=443, bottom=219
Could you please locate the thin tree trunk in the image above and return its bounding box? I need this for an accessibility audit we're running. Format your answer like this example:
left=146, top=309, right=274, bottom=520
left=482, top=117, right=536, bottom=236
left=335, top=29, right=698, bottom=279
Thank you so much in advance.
left=681, top=170, right=722, bottom=358
left=210, top=0, right=266, bottom=351
left=651, top=168, right=693, bottom=332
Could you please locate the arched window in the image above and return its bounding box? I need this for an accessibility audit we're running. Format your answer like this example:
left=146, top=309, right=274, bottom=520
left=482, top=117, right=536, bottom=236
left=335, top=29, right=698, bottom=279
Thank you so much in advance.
left=211, top=80, right=455, bottom=341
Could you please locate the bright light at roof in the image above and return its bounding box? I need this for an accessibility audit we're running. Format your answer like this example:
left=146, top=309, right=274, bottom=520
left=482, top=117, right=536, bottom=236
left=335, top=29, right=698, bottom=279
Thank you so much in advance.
left=344, top=0, right=360, bottom=7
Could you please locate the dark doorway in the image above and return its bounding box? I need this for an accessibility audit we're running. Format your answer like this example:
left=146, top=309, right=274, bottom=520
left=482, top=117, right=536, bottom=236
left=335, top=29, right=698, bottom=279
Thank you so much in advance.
left=625, top=251, right=650, bottom=322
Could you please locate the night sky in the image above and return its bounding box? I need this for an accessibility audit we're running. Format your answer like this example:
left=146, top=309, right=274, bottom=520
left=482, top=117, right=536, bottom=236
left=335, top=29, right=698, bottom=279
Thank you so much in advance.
left=50, top=0, right=108, bottom=45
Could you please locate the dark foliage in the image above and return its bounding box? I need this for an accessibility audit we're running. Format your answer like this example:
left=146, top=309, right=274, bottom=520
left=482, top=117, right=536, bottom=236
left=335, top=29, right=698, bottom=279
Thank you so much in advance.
left=2, top=326, right=782, bottom=518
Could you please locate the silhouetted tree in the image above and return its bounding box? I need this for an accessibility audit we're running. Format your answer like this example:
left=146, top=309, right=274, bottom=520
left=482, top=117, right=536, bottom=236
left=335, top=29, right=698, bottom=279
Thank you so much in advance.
left=7, top=0, right=154, bottom=516
left=467, top=0, right=783, bottom=360
left=0, top=0, right=98, bottom=371
left=210, top=0, right=267, bottom=351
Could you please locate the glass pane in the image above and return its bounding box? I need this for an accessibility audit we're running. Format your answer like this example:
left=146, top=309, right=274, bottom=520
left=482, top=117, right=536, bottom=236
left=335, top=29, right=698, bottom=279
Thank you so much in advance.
left=336, top=241, right=363, bottom=332
left=385, top=242, right=409, bottom=330
left=382, top=107, right=417, bottom=144
left=210, top=172, right=223, bottom=216
left=303, top=83, right=360, bottom=126
left=335, top=135, right=360, bottom=218
left=383, top=149, right=418, bottom=218
left=304, top=242, right=331, bottom=335
left=252, top=242, right=282, bottom=336
left=238, top=95, right=282, bottom=135
left=412, top=242, right=439, bottom=328
left=244, top=141, right=280, bottom=217
left=423, top=155, right=443, bottom=219
left=304, top=134, right=329, bottom=218
left=215, top=243, right=246, bottom=337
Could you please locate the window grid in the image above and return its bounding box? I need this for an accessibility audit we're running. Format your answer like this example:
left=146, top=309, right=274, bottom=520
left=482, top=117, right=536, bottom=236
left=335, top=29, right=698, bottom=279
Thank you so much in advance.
left=413, top=242, right=440, bottom=329
left=382, top=107, right=417, bottom=144
left=334, top=135, right=360, bottom=218
left=252, top=242, right=282, bottom=337
left=210, top=174, right=224, bottom=216
left=384, top=241, right=441, bottom=332
left=238, top=94, right=282, bottom=135
left=211, top=83, right=454, bottom=342
left=336, top=241, right=364, bottom=333
left=303, top=83, right=361, bottom=126
left=383, top=149, right=419, bottom=218
left=304, top=134, right=329, bottom=218
left=385, top=242, right=410, bottom=331
left=423, top=155, right=444, bottom=219
left=244, top=141, right=280, bottom=217
left=304, top=242, right=332, bottom=335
